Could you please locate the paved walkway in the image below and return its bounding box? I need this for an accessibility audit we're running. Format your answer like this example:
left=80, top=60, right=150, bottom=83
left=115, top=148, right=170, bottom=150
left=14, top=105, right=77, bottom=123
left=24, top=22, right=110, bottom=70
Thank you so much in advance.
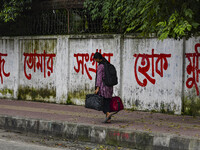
left=0, top=99, right=200, bottom=149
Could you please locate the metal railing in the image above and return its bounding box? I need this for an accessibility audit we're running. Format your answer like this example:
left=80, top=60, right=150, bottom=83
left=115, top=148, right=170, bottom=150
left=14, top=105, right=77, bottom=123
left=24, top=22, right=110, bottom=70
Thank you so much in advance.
left=0, top=9, right=104, bottom=36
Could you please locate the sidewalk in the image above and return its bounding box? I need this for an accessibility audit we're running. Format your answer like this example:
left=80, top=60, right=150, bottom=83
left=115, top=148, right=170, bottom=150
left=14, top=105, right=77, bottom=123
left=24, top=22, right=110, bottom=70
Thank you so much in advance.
left=0, top=99, right=200, bottom=150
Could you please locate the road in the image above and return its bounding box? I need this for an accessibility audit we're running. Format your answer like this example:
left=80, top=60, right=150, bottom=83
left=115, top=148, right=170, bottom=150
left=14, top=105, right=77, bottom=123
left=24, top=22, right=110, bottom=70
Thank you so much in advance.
left=0, top=129, right=133, bottom=150
left=0, top=138, right=68, bottom=150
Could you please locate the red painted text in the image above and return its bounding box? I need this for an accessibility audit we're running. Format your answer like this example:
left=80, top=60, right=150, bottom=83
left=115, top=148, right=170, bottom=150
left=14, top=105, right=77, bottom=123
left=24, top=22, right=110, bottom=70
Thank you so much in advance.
left=74, top=49, right=113, bottom=80
left=23, top=50, right=56, bottom=80
left=185, top=43, right=200, bottom=95
left=0, top=53, right=10, bottom=84
left=134, top=49, right=171, bottom=87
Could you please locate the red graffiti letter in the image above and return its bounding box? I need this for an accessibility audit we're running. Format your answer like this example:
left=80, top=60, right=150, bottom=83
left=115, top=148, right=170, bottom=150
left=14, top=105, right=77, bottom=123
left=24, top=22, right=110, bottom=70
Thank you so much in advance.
left=0, top=53, right=10, bottom=84
left=185, top=43, right=200, bottom=95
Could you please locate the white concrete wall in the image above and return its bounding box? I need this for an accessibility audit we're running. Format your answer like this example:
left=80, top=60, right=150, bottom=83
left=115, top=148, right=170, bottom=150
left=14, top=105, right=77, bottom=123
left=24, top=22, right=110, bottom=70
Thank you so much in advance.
left=18, top=37, right=57, bottom=102
left=121, top=38, right=183, bottom=114
left=184, top=37, right=200, bottom=97
left=0, top=35, right=199, bottom=114
left=68, top=35, right=121, bottom=105
left=0, top=38, right=18, bottom=99
left=55, top=36, right=69, bottom=103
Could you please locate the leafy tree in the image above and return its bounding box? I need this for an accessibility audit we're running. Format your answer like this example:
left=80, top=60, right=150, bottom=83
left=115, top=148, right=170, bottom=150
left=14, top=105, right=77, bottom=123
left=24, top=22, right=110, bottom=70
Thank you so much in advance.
left=84, top=0, right=200, bottom=40
left=0, top=0, right=31, bottom=22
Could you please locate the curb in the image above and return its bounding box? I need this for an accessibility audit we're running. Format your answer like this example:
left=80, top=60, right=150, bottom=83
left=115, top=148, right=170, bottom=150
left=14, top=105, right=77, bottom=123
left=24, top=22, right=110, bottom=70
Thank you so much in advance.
left=0, top=115, right=199, bottom=150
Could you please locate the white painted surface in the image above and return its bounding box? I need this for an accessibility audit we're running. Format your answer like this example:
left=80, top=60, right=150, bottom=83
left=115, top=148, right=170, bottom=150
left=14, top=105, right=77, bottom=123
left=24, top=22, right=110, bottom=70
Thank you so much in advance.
left=55, top=36, right=69, bottom=103
left=184, top=37, right=200, bottom=97
left=68, top=35, right=121, bottom=105
left=122, top=38, right=183, bottom=114
left=18, top=38, right=57, bottom=102
left=0, top=39, right=18, bottom=99
left=0, top=35, right=199, bottom=114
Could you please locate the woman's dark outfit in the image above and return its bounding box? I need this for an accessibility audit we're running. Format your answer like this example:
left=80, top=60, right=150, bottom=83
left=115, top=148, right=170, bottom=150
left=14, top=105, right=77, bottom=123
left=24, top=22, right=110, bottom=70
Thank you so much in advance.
left=96, top=63, right=113, bottom=114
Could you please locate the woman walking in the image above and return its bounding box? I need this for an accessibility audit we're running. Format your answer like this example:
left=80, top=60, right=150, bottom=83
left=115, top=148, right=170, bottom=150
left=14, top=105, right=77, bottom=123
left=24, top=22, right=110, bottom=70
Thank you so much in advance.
left=93, top=52, right=113, bottom=123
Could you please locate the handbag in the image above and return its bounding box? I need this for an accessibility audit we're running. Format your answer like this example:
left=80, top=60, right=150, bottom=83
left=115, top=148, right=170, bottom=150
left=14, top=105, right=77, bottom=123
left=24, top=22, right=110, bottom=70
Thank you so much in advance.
left=110, top=96, right=124, bottom=112
left=85, top=94, right=103, bottom=111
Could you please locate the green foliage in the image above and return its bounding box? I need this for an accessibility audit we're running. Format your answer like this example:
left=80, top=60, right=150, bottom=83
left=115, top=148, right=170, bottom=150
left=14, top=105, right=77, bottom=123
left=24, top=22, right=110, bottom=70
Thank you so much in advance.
left=66, top=95, right=73, bottom=105
left=84, top=0, right=200, bottom=40
left=183, top=96, right=200, bottom=117
left=183, top=89, right=200, bottom=117
left=0, top=0, right=31, bottom=22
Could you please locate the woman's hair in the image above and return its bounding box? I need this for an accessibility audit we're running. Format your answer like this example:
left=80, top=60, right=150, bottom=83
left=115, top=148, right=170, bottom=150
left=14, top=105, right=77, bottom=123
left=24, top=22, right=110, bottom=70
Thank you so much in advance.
left=93, top=52, right=103, bottom=59
left=93, top=52, right=109, bottom=64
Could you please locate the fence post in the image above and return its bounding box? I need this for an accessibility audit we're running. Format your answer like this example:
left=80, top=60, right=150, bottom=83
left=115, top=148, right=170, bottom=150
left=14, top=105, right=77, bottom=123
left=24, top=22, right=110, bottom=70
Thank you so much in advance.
left=67, top=9, right=70, bottom=34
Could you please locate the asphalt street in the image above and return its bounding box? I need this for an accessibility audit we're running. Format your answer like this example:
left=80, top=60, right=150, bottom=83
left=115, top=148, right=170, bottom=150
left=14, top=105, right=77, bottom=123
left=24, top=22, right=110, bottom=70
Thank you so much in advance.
left=0, top=138, right=67, bottom=150
left=0, top=129, right=133, bottom=150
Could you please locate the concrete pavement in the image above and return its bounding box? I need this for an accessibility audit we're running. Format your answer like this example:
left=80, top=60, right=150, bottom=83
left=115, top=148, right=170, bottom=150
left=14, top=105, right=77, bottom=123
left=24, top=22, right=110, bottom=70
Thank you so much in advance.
left=0, top=99, right=200, bottom=150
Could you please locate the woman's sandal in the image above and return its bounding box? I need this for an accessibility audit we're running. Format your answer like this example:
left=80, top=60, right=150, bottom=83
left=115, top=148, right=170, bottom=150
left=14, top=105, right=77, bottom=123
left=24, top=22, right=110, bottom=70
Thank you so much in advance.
left=103, top=114, right=112, bottom=123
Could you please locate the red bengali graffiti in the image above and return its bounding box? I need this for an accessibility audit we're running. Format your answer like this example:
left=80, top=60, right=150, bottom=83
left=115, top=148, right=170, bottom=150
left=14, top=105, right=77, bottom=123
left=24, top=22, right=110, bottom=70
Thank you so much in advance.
left=23, top=50, right=56, bottom=80
left=109, top=132, right=129, bottom=140
left=185, top=43, right=200, bottom=95
left=74, top=49, right=113, bottom=80
left=134, top=49, right=171, bottom=87
left=0, top=53, right=10, bottom=84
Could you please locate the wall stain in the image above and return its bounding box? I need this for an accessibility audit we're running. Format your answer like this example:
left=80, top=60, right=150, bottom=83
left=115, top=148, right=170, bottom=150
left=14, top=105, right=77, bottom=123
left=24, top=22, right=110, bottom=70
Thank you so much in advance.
left=67, top=89, right=93, bottom=105
left=0, top=88, right=13, bottom=97
left=128, top=99, right=176, bottom=115
left=18, top=86, right=56, bottom=102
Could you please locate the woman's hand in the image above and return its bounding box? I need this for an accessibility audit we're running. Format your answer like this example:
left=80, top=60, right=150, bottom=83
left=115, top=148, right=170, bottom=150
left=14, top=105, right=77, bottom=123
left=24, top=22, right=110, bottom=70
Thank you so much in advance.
left=95, top=87, right=100, bottom=94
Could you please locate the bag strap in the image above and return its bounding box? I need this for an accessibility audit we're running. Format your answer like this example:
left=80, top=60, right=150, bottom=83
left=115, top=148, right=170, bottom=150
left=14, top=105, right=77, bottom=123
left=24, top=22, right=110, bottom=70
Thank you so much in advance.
left=117, top=99, right=120, bottom=111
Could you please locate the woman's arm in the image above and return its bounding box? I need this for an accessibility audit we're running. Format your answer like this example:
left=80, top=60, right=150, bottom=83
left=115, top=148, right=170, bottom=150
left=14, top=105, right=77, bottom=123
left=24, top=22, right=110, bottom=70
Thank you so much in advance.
left=95, top=86, right=100, bottom=94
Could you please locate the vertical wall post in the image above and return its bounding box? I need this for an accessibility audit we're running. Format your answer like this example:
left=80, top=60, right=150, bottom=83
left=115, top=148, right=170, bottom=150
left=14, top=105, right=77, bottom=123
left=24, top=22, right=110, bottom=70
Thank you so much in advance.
left=119, top=35, right=124, bottom=98
left=56, top=36, right=69, bottom=103
left=15, top=38, right=20, bottom=99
